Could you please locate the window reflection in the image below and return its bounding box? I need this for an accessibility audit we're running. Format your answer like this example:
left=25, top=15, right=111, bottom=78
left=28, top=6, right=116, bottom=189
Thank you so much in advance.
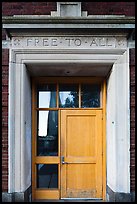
left=37, top=111, right=58, bottom=156
left=37, top=84, right=56, bottom=108
left=59, top=84, right=79, bottom=108
left=37, top=164, right=58, bottom=188
left=81, top=84, right=101, bottom=108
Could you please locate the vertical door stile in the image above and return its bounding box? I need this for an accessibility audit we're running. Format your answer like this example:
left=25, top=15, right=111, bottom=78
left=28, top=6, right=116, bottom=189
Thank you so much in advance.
left=58, top=108, right=61, bottom=194
left=102, top=80, right=106, bottom=200
left=61, top=110, right=66, bottom=198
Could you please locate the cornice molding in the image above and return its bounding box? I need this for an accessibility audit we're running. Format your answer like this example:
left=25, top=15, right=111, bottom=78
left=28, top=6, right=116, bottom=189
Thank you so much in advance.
left=2, top=15, right=135, bottom=24
left=2, top=15, right=135, bottom=38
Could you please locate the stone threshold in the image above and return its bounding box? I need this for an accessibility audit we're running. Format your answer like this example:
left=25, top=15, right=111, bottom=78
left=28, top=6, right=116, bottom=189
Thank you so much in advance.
left=33, top=199, right=104, bottom=202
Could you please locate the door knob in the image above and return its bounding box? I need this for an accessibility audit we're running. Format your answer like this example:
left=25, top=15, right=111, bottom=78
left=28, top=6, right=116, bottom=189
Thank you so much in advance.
left=61, top=156, right=68, bottom=164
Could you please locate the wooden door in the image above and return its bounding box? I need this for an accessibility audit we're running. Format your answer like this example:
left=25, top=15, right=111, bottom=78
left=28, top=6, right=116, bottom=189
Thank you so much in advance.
left=61, top=110, right=103, bottom=199
left=32, top=77, right=106, bottom=201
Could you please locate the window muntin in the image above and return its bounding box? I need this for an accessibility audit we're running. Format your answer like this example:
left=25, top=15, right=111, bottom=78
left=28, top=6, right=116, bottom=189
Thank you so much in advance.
left=36, top=83, right=101, bottom=109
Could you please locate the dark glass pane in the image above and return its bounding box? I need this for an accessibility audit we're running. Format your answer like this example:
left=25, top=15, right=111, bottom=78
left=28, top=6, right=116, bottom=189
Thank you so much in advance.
left=37, top=111, right=58, bottom=156
left=37, top=164, right=58, bottom=188
left=81, top=84, right=101, bottom=108
left=37, top=84, right=56, bottom=108
left=59, top=84, right=79, bottom=108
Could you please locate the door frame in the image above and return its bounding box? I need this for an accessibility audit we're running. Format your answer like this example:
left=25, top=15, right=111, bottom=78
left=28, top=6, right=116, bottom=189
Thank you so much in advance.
left=31, top=77, right=106, bottom=201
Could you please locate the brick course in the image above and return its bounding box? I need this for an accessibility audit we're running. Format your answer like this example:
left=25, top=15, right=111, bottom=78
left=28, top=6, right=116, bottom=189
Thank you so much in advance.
left=2, top=1, right=135, bottom=194
left=2, top=49, right=9, bottom=192
left=130, top=49, right=135, bottom=192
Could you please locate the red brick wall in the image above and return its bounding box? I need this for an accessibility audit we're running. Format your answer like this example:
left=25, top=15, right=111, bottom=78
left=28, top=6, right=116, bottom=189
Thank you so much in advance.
left=2, top=2, right=57, bottom=16
left=82, top=2, right=135, bottom=16
left=130, top=49, right=135, bottom=192
left=2, top=2, right=135, bottom=193
left=2, top=49, right=9, bottom=192
left=2, top=2, right=135, bottom=16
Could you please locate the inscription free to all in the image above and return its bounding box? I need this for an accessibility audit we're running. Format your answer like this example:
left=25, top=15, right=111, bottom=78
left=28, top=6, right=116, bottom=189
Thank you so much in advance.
left=12, top=36, right=126, bottom=48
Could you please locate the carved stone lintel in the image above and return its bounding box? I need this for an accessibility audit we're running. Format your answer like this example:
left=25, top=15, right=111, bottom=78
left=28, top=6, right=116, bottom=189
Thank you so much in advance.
left=11, top=36, right=127, bottom=49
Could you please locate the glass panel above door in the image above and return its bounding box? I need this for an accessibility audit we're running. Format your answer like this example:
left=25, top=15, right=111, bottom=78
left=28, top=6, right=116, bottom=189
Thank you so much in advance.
left=81, top=84, right=101, bottom=108
left=37, top=84, right=56, bottom=108
left=59, top=84, right=79, bottom=108
left=37, top=111, right=58, bottom=156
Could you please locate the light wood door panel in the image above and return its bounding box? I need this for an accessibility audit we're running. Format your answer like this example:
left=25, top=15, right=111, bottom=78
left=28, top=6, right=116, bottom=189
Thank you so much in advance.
left=61, top=110, right=103, bottom=198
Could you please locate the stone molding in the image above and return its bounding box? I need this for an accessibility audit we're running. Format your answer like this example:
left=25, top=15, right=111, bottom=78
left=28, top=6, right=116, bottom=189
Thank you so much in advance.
left=2, top=15, right=135, bottom=24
